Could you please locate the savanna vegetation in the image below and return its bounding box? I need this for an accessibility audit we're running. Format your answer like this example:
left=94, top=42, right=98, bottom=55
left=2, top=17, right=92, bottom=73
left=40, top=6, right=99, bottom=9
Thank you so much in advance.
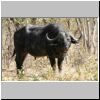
left=2, top=18, right=98, bottom=81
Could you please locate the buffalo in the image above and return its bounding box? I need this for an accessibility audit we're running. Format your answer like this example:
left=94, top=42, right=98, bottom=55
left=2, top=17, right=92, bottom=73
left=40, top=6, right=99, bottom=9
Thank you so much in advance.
left=12, top=23, right=82, bottom=74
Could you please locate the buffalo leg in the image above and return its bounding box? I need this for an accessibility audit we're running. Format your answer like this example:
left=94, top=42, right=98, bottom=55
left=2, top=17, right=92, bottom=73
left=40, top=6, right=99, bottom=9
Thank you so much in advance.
left=49, top=57, right=56, bottom=71
left=58, top=57, right=64, bottom=72
left=15, top=52, right=27, bottom=73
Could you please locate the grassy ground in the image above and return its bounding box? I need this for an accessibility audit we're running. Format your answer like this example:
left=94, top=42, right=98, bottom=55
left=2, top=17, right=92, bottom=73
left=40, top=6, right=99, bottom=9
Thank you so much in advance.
left=2, top=44, right=98, bottom=81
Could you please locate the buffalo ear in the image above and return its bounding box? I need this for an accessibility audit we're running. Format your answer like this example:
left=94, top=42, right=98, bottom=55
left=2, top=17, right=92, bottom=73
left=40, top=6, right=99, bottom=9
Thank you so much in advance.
left=70, top=30, right=82, bottom=44
left=70, top=35, right=79, bottom=44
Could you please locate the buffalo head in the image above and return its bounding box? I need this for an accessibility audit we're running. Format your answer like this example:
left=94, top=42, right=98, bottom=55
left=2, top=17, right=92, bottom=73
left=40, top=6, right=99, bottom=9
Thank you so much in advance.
left=46, top=29, right=82, bottom=53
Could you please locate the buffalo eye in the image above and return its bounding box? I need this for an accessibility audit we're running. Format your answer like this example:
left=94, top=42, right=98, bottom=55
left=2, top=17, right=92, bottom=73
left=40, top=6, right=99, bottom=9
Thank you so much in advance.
left=67, top=38, right=71, bottom=42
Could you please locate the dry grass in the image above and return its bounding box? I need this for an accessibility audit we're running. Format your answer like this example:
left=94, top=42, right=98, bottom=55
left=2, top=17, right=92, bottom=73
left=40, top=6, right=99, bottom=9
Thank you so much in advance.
left=2, top=44, right=98, bottom=81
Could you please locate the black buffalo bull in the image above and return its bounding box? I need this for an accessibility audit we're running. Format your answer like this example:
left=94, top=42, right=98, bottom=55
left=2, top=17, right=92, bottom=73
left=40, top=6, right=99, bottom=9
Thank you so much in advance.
left=12, top=23, right=82, bottom=73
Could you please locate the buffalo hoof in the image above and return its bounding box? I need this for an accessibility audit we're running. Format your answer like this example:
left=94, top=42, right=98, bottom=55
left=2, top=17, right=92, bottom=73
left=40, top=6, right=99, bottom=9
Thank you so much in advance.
left=17, top=69, right=24, bottom=74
